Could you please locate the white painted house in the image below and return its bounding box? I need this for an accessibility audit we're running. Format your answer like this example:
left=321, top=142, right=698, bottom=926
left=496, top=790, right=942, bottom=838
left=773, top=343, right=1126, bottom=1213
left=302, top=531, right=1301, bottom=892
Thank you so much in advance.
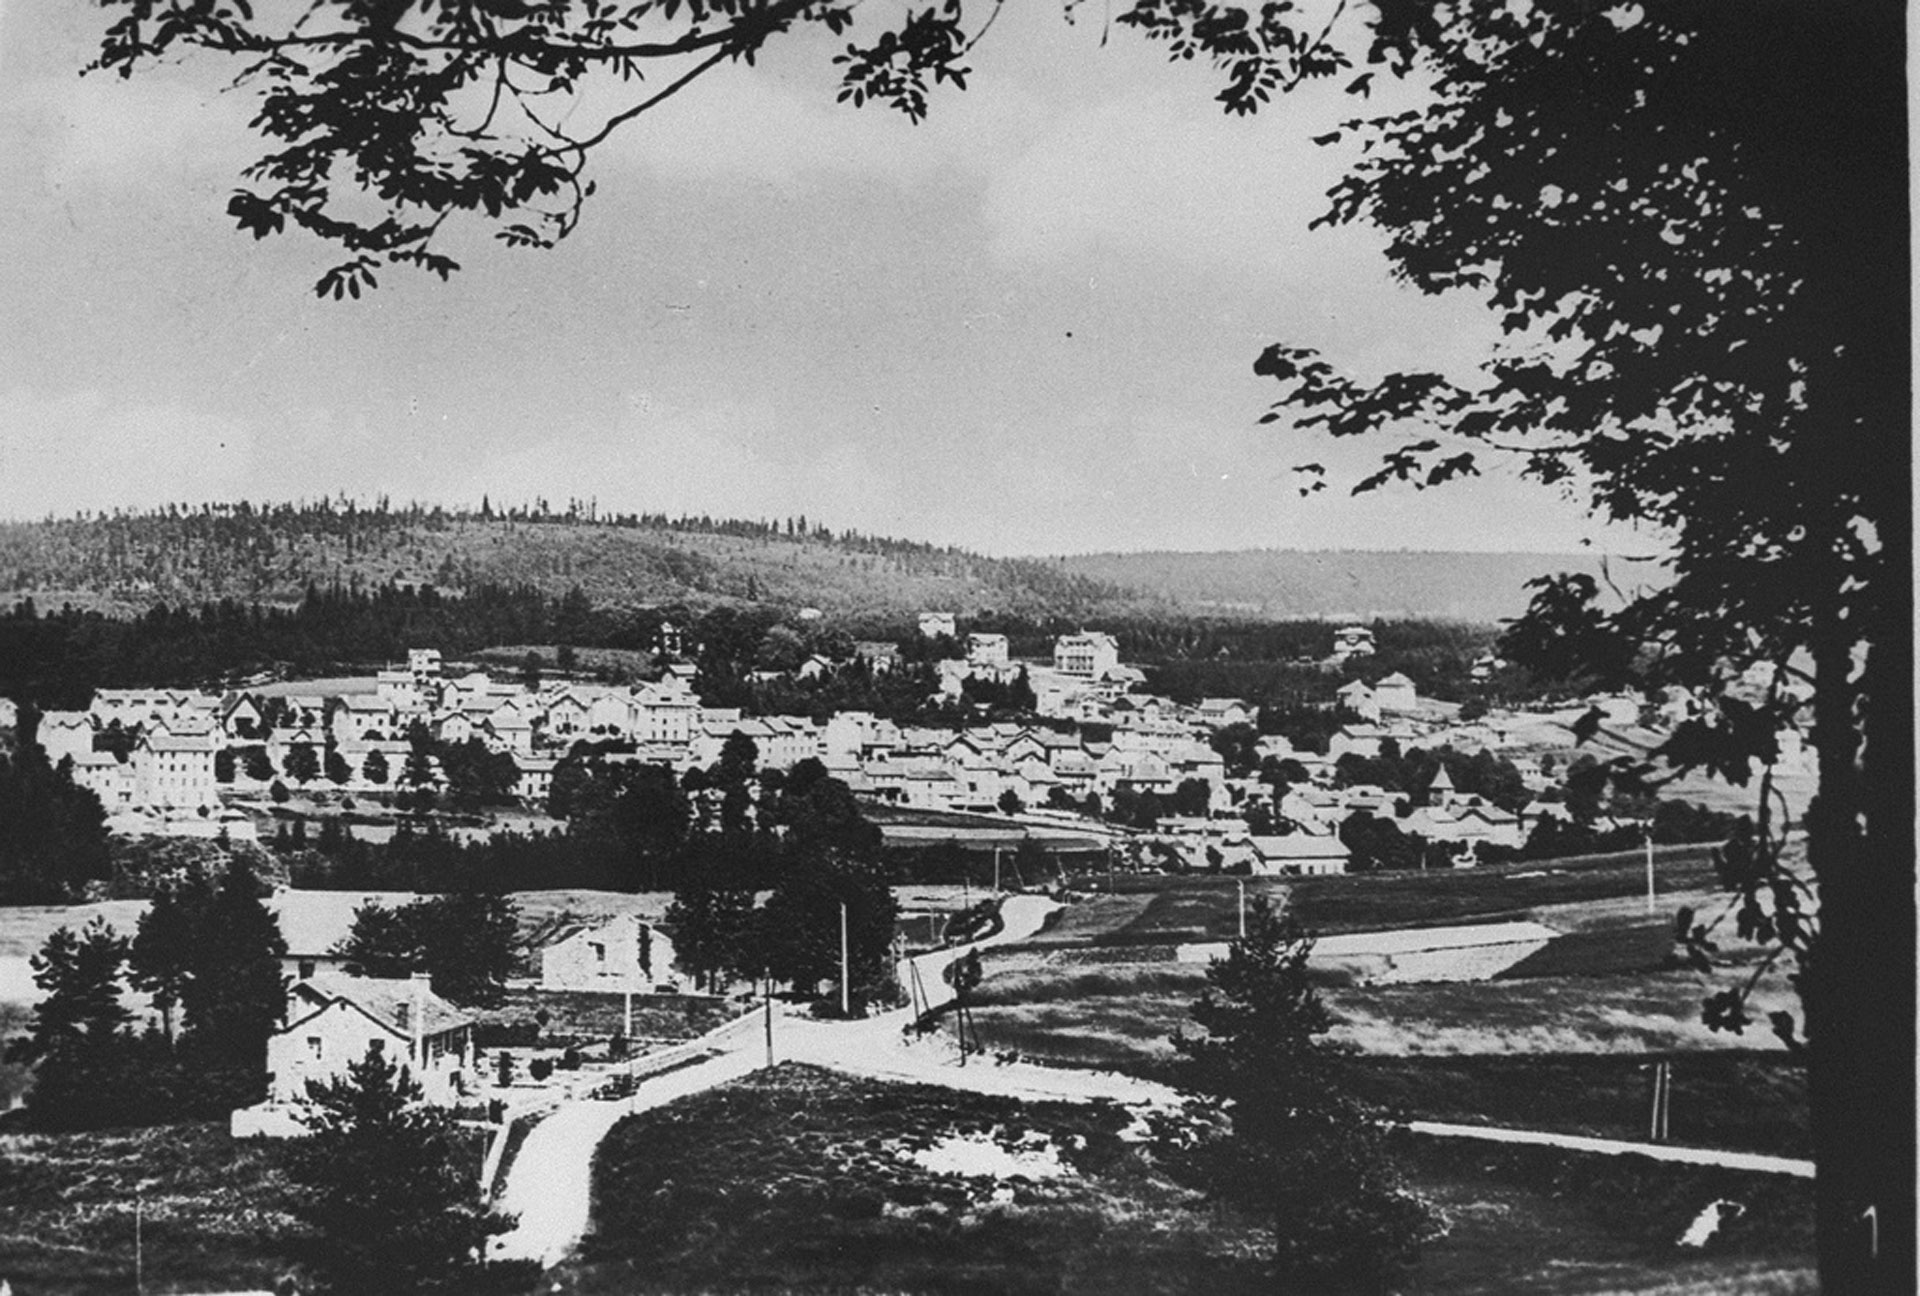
left=541, top=913, right=681, bottom=992
left=260, top=972, right=475, bottom=1111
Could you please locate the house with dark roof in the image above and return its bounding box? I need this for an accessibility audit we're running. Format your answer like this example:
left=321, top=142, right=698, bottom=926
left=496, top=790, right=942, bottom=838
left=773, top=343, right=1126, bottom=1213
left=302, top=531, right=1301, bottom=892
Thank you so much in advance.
left=265, top=971, right=475, bottom=1108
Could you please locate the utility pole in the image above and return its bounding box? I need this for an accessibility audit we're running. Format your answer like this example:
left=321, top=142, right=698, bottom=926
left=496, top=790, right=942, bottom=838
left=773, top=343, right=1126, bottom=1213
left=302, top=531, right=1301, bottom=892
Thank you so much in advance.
left=134, top=1187, right=144, bottom=1296
left=1237, top=877, right=1247, bottom=939
left=1649, top=1059, right=1672, bottom=1141
left=623, top=987, right=633, bottom=1043
left=763, top=971, right=774, bottom=1067
left=993, top=846, right=1001, bottom=897
left=839, top=901, right=850, bottom=1017
left=1644, top=823, right=1657, bottom=914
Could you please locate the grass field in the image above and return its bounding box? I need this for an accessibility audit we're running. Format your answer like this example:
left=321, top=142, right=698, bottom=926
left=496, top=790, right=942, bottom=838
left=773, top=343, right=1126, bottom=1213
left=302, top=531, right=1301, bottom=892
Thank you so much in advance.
left=0, top=1121, right=302, bottom=1295
left=565, top=1062, right=1812, bottom=1294
left=969, top=956, right=1798, bottom=1065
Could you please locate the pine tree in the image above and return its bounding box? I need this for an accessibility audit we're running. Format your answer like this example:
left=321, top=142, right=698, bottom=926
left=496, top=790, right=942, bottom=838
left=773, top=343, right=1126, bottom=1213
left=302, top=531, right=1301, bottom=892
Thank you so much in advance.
left=289, top=1045, right=514, bottom=1294
left=1173, top=897, right=1434, bottom=1292
left=179, top=859, right=288, bottom=1111
left=130, top=876, right=215, bottom=1042
left=3, top=919, right=144, bottom=1129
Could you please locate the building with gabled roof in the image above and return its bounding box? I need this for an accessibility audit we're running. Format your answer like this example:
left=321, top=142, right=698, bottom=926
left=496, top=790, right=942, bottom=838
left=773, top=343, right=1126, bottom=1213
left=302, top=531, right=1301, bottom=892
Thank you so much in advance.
left=1248, top=832, right=1350, bottom=876
left=132, top=728, right=218, bottom=808
left=540, top=913, right=681, bottom=993
left=1374, top=672, right=1419, bottom=713
left=263, top=971, right=475, bottom=1109
left=35, top=710, right=96, bottom=766
left=1054, top=630, right=1121, bottom=679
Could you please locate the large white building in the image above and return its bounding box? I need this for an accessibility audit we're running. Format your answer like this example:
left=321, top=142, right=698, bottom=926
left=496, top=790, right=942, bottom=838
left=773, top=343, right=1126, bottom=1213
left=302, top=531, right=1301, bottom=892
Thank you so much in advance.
left=1053, top=631, right=1121, bottom=680
left=132, top=728, right=219, bottom=808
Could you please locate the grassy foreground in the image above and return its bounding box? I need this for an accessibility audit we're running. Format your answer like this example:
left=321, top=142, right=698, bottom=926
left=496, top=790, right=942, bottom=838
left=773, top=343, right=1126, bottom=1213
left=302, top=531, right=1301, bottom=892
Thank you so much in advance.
left=566, top=1063, right=1812, bottom=1295
left=0, top=1121, right=302, bottom=1295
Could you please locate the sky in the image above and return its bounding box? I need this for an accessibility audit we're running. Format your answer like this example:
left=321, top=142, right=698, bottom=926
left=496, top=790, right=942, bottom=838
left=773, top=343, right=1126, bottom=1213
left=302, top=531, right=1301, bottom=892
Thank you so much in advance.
left=0, top=1, right=1654, bottom=559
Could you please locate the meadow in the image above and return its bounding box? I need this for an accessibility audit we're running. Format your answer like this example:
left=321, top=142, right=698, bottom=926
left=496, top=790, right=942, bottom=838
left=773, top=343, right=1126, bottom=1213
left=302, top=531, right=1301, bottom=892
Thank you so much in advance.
left=567, top=1062, right=1814, bottom=1295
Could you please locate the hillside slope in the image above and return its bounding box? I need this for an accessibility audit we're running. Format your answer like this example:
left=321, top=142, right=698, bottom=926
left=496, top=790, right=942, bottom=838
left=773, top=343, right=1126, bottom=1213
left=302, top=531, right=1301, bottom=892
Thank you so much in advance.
left=0, top=506, right=1155, bottom=622
left=0, top=505, right=1660, bottom=624
left=1059, top=549, right=1665, bottom=623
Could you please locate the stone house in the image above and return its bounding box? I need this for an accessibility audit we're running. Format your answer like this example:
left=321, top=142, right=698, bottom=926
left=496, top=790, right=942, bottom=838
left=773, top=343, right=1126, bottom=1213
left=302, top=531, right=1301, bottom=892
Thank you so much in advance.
left=540, top=913, right=680, bottom=993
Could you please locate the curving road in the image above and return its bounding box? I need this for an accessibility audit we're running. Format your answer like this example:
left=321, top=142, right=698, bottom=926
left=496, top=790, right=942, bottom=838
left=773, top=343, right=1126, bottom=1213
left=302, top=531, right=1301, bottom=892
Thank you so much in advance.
left=489, top=1047, right=765, bottom=1267
left=488, top=891, right=1810, bottom=1274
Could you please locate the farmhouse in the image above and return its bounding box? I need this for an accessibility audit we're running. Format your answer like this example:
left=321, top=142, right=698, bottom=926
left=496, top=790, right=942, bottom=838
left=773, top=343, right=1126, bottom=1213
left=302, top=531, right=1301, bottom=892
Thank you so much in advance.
left=541, top=913, right=681, bottom=992
left=261, top=971, right=475, bottom=1108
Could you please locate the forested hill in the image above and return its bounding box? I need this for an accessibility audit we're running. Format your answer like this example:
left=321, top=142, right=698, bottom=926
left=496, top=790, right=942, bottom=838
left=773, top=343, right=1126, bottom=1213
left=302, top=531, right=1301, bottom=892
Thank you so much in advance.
left=0, top=502, right=1657, bottom=624
left=0, top=502, right=1155, bottom=621
left=1058, top=549, right=1664, bottom=623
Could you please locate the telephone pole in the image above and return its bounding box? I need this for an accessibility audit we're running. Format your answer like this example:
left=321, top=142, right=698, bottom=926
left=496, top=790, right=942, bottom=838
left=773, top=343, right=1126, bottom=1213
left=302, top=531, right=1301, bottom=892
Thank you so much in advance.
left=839, top=901, right=850, bottom=1017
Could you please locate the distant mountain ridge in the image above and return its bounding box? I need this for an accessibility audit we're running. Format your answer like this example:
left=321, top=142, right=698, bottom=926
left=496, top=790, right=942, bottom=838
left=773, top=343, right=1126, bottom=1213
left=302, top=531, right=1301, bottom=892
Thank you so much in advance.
left=0, top=503, right=1658, bottom=625
left=1055, top=549, right=1664, bottom=624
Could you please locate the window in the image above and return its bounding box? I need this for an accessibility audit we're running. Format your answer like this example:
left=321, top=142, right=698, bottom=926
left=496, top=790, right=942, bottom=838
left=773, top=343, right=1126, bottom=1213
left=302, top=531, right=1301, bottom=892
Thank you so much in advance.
left=298, top=960, right=316, bottom=979
left=306, top=1036, right=323, bottom=1060
left=590, top=942, right=605, bottom=963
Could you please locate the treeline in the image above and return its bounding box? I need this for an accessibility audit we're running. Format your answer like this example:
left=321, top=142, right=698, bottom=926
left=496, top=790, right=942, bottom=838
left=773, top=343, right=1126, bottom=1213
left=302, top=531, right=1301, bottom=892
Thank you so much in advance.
left=0, top=499, right=1143, bottom=618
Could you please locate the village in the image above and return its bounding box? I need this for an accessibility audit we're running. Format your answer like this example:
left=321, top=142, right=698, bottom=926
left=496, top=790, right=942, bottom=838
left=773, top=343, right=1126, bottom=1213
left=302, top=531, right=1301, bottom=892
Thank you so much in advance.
left=22, top=612, right=1778, bottom=882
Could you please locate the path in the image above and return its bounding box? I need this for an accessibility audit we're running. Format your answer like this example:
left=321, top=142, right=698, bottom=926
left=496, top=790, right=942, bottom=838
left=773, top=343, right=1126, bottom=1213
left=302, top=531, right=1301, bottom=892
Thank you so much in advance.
left=1405, top=1120, right=1815, bottom=1178
left=489, top=891, right=1809, bottom=1274
left=488, top=891, right=1071, bottom=1269
left=489, top=1046, right=764, bottom=1267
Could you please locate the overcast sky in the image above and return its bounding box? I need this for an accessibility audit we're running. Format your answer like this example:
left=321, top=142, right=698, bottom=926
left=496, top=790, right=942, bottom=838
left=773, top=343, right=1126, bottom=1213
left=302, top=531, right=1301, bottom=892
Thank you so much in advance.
left=0, top=2, right=1653, bottom=558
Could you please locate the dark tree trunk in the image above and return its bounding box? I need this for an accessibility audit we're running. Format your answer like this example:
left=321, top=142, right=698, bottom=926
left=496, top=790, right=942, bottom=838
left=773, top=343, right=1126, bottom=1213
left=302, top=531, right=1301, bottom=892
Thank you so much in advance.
left=1806, top=588, right=1913, bottom=1292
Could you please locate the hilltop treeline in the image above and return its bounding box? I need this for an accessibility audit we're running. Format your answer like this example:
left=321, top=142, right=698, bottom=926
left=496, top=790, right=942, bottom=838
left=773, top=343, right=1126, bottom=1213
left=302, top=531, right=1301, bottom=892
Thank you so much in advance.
left=0, top=499, right=1149, bottom=620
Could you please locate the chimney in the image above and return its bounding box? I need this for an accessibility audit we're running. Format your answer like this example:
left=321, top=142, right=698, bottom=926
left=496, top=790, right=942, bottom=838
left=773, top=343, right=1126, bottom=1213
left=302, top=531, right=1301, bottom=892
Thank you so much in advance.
left=409, top=971, right=429, bottom=1067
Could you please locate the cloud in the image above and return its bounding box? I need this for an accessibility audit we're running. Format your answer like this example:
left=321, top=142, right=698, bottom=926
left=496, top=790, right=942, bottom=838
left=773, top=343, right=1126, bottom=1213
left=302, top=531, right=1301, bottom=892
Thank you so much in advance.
left=0, top=388, right=256, bottom=519
left=588, top=53, right=1044, bottom=188
left=8, top=65, right=254, bottom=195
left=980, top=81, right=1366, bottom=273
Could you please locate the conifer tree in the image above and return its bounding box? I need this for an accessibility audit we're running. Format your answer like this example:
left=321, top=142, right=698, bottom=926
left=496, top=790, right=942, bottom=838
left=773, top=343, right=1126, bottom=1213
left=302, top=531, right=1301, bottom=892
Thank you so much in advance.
left=178, top=859, right=287, bottom=1111
left=289, top=1045, right=514, bottom=1295
left=1173, top=897, right=1434, bottom=1292
left=3, top=919, right=146, bottom=1129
